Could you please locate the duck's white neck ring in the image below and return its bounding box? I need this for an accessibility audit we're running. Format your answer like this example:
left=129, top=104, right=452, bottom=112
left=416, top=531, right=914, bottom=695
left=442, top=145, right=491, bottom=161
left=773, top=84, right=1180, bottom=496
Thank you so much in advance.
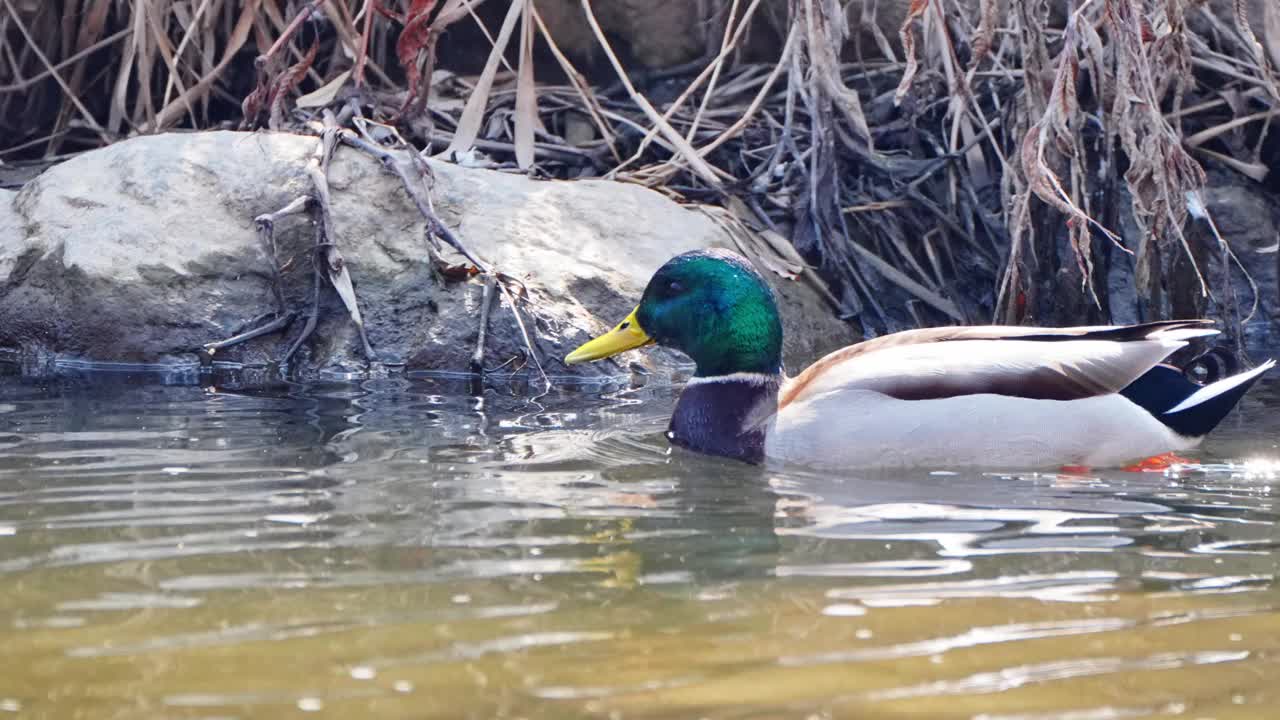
left=685, top=371, right=779, bottom=387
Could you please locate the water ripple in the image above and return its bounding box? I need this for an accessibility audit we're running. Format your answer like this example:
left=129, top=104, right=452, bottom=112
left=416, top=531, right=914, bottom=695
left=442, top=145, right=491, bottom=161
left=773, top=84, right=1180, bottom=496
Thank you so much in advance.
left=0, top=376, right=1277, bottom=719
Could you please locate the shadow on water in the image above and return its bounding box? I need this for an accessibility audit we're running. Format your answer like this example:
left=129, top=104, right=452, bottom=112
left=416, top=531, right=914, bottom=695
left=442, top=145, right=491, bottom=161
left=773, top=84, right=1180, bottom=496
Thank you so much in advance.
left=0, top=372, right=1277, bottom=718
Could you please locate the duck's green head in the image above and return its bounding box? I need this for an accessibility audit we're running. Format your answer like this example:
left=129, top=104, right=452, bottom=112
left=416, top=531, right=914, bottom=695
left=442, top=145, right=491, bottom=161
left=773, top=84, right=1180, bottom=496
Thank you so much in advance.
left=565, top=249, right=783, bottom=376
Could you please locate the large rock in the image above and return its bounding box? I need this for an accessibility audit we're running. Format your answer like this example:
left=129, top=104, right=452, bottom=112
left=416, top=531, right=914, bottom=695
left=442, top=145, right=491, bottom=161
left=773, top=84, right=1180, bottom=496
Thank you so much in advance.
left=0, top=131, right=855, bottom=381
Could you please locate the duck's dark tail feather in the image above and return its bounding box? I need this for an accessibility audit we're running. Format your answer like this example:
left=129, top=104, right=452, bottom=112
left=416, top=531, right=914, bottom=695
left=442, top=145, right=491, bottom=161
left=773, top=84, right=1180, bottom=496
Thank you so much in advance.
left=1121, top=359, right=1275, bottom=438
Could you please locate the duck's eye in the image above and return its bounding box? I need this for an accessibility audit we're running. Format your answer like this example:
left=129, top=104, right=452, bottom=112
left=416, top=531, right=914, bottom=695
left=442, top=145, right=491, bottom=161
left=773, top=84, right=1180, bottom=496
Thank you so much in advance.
left=666, top=280, right=683, bottom=294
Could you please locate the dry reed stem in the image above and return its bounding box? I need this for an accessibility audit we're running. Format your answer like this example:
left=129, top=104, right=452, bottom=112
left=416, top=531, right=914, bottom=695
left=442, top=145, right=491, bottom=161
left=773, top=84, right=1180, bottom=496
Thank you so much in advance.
left=513, top=0, right=537, bottom=169
left=443, top=0, right=524, bottom=159
left=4, top=0, right=1277, bottom=346
left=2, top=0, right=111, bottom=144
left=529, top=3, right=619, bottom=162
left=604, top=0, right=765, bottom=179
left=579, top=0, right=726, bottom=187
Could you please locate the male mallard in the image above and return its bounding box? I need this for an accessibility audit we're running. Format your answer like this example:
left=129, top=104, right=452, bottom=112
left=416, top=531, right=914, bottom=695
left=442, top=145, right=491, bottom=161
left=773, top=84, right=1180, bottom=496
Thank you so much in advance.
left=565, top=249, right=1274, bottom=469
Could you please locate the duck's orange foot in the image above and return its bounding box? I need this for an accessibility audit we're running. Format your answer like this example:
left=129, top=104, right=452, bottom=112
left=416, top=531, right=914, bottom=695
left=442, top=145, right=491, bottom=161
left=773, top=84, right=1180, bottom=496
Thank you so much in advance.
left=1123, top=452, right=1197, bottom=472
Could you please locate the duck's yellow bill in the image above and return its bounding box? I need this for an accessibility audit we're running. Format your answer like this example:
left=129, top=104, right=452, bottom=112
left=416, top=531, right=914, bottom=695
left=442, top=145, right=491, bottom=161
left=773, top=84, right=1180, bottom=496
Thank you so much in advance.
left=564, top=307, right=653, bottom=364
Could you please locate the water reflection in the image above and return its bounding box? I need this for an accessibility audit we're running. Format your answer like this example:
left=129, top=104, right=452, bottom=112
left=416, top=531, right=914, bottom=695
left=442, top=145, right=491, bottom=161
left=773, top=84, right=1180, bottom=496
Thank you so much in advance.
left=0, top=374, right=1277, bottom=718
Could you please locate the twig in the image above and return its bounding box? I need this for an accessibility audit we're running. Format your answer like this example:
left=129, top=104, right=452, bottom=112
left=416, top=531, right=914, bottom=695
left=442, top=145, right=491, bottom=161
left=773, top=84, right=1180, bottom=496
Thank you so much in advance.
left=496, top=280, right=549, bottom=391
left=1190, top=191, right=1260, bottom=327
left=1184, top=108, right=1280, bottom=147
left=255, top=195, right=311, bottom=315
left=842, top=200, right=910, bottom=213
left=0, top=27, right=131, bottom=93
left=848, top=240, right=965, bottom=322
left=426, top=127, right=601, bottom=166
left=340, top=130, right=491, bottom=272
left=308, top=116, right=376, bottom=361
left=579, top=0, right=725, bottom=187
left=153, top=0, right=260, bottom=130
left=261, top=0, right=329, bottom=64
left=204, top=312, right=297, bottom=354
left=1, top=0, right=112, bottom=145
left=652, top=24, right=797, bottom=183
left=685, top=0, right=761, bottom=143
left=529, top=2, right=619, bottom=162
left=161, top=0, right=216, bottom=110
left=1190, top=146, right=1269, bottom=181
left=354, top=0, right=374, bottom=87
left=283, top=233, right=326, bottom=365
left=470, top=272, right=498, bottom=376
left=200, top=194, right=312, bottom=356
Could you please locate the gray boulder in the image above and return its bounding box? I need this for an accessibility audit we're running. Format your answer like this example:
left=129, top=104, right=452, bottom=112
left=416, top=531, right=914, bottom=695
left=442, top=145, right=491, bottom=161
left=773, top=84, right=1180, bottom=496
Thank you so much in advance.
left=0, top=131, right=854, bottom=381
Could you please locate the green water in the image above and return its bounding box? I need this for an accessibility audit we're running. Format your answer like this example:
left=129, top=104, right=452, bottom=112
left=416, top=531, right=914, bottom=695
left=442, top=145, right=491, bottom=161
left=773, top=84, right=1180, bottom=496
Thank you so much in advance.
left=0, top=373, right=1278, bottom=719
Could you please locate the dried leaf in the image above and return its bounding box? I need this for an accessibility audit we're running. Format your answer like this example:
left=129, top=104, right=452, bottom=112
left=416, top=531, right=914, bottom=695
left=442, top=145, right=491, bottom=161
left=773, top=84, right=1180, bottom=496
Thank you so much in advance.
left=373, top=1, right=402, bottom=22
left=972, top=0, right=996, bottom=65
left=435, top=259, right=481, bottom=281
left=1265, top=0, right=1280, bottom=74
left=154, top=0, right=262, bottom=129
left=269, top=42, right=319, bottom=128
left=807, top=0, right=872, bottom=147
left=445, top=0, right=524, bottom=158
left=241, top=63, right=272, bottom=127
left=530, top=2, right=618, bottom=158
left=513, top=0, right=536, bottom=170
left=1078, top=19, right=1106, bottom=120
left=894, top=0, right=929, bottom=105
left=131, top=0, right=156, bottom=127
left=75, top=0, right=111, bottom=54
left=163, top=0, right=216, bottom=116
left=848, top=241, right=964, bottom=322
left=1233, top=0, right=1267, bottom=71
left=861, top=0, right=898, bottom=62
left=297, top=69, right=353, bottom=108
left=1107, top=0, right=1208, bottom=296
left=108, top=18, right=138, bottom=132
left=143, top=1, right=197, bottom=126
left=325, top=246, right=369, bottom=338
left=397, top=0, right=439, bottom=114
left=434, top=0, right=486, bottom=31
left=1020, top=125, right=1121, bottom=250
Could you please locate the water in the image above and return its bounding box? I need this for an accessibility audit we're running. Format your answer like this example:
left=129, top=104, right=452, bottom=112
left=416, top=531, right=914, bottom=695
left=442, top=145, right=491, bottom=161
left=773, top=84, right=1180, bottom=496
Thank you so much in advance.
left=0, top=370, right=1278, bottom=719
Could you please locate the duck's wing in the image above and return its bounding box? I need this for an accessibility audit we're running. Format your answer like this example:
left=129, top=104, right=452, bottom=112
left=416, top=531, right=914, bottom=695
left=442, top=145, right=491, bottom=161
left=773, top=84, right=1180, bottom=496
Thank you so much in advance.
left=777, top=320, right=1217, bottom=410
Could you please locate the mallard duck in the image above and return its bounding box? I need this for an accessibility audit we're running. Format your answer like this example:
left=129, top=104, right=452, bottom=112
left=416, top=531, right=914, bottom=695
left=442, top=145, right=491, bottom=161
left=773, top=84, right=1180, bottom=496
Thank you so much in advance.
left=565, top=249, right=1274, bottom=469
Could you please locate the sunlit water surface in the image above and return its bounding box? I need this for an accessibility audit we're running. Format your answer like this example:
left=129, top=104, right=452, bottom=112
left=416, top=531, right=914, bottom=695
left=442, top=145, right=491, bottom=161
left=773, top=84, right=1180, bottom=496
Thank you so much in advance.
left=1, top=370, right=1278, bottom=720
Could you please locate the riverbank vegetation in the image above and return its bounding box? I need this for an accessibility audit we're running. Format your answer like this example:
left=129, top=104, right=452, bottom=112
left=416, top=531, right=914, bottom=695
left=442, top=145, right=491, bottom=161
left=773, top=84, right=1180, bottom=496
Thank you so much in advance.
left=4, top=0, right=1278, bottom=339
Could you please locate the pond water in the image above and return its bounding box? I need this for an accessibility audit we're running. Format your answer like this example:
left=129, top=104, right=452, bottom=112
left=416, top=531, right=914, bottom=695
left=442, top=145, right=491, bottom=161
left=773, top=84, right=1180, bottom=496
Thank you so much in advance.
left=0, top=369, right=1278, bottom=720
